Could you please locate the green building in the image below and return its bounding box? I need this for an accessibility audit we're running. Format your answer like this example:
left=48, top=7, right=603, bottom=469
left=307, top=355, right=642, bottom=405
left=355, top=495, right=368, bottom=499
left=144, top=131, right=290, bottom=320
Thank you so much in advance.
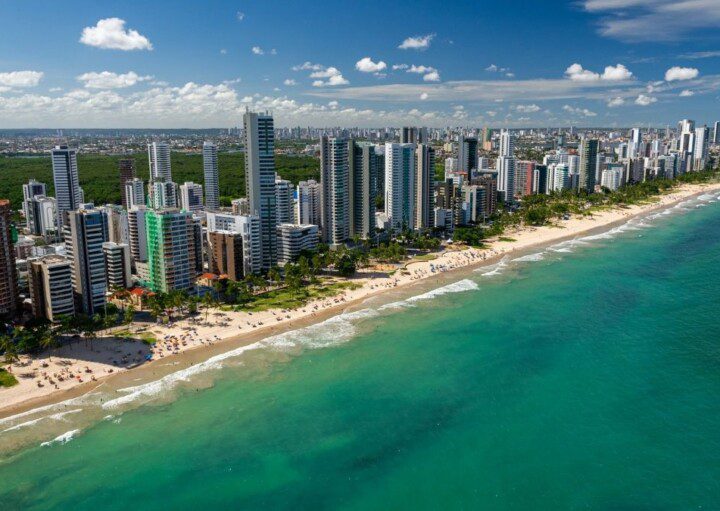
left=145, top=209, right=197, bottom=293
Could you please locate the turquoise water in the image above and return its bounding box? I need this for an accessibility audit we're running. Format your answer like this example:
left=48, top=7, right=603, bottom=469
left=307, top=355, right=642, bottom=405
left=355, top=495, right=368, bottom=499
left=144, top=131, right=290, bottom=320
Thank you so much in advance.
left=1, top=193, right=720, bottom=510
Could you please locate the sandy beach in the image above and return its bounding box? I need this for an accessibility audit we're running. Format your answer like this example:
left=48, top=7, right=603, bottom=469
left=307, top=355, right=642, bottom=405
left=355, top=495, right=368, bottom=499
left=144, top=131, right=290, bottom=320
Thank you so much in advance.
left=2, top=181, right=719, bottom=418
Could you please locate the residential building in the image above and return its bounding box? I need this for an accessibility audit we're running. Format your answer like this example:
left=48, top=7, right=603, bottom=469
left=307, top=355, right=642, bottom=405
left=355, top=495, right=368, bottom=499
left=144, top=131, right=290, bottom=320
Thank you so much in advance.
left=26, top=196, right=56, bottom=237
left=206, top=212, right=261, bottom=276
left=458, top=136, right=478, bottom=174
left=149, top=181, right=178, bottom=209
left=208, top=231, right=245, bottom=280
left=27, top=255, right=74, bottom=321
left=124, top=178, right=145, bottom=209
left=127, top=206, right=148, bottom=264
left=277, top=224, right=319, bottom=266
left=320, top=136, right=350, bottom=245
left=119, top=159, right=136, bottom=209
left=179, top=181, right=204, bottom=212
left=415, top=144, right=435, bottom=230
left=99, top=204, right=129, bottom=245
left=51, top=145, right=83, bottom=225
left=144, top=209, right=197, bottom=293
left=296, top=179, right=321, bottom=226
left=243, top=110, right=277, bottom=269
left=693, top=126, right=710, bottom=170
left=22, top=179, right=46, bottom=225
left=0, top=201, right=19, bottom=318
left=349, top=141, right=379, bottom=239
left=64, top=205, right=109, bottom=315
left=203, top=141, right=220, bottom=211
left=103, top=242, right=132, bottom=289
left=579, top=139, right=599, bottom=193
left=275, top=178, right=295, bottom=224
left=385, top=143, right=416, bottom=231
left=148, top=142, right=171, bottom=182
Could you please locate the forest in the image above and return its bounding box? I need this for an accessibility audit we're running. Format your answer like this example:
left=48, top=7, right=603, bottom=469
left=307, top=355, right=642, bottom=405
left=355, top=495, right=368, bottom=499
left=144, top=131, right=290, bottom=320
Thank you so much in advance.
left=0, top=152, right=320, bottom=208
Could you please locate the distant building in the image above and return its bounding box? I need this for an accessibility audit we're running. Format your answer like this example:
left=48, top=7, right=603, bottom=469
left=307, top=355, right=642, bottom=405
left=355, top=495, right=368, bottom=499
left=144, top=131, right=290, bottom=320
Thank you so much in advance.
left=118, top=159, right=136, bottom=209
left=99, top=204, right=129, bottom=245
left=52, top=145, right=83, bottom=225
left=27, top=255, right=74, bottom=321
left=127, top=206, right=148, bottom=264
left=231, top=197, right=250, bottom=215
left=275, top=178, right=295, bottom=224
left=103, top=242, right=132, bottom=289
left=277, top=224, right=319, bottom=266
left=202, top=142, right=220, bottom=212
left=601, top=168, right=622, bottom=191
left=26, top=195, right=56, bottom=237
left=22, top=179, right=46, bottom=226
left=124, top=178, right=145, bottom=209
left=149, top=181, right=178, bottom=209
left=148, top=142, right=171, bottom=182
left=458, top=136, right=478, bottom=174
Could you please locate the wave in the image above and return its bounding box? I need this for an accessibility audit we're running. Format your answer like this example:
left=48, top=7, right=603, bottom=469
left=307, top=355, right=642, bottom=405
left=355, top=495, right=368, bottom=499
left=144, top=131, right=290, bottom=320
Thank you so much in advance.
left=475, top=256, right=510, bottom=277
left=512, top=252, right=545, bottom=263
left=40, top=429, right=80, bottom=447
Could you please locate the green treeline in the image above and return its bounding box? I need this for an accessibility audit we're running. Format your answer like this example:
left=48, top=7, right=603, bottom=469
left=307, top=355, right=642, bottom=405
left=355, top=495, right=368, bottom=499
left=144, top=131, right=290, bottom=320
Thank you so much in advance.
left=0, top=152, right=320, bottom=208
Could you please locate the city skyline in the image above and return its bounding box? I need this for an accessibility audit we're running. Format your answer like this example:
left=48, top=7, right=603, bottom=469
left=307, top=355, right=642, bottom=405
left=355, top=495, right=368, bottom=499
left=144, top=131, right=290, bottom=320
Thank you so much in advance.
left=1, top=0, right=720, bottom=128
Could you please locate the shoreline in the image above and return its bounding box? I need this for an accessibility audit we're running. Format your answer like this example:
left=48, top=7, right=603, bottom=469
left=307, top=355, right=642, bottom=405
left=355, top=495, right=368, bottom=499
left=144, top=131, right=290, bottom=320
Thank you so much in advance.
left=2, top=181, right=720, bottom=420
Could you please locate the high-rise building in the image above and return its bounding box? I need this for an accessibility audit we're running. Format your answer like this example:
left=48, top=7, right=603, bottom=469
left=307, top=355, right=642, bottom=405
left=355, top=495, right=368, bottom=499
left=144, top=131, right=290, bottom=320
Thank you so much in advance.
left=349, top=141, right=379, bottom=239
left=127, top=206, right=148, bottom=264
left=385, top=143, right=416, bottom=231
left=713, top=121, right=720, bottom=145
left=458, top=136, right=478, bottom=174
left=124, top=178, right=145, bottom=209
left=0, top=200, right=19, bottom=318
left=231, top=197, right=250, bottom=216
left=27, top=255, right=74, bottom=322
left=499, top=129, right=514, bottom=157
left=415, top=144, right=435, bottom=230
left=275, top=178, right=295, bottom=225
left=26, top=196, right=56, bottom=237
left=243, top=110, right=277, bottom=269
left=629, top=128, right=642, bottom=159
left=579, top=139, right=599, bottom=193
left=496, top=157, right=515, bottom=204
left=145, top=209, right=197, bottom=293
left=202, top=142, right=220, bottom=212
left=148, top=142, right=171, bottom=182
left=99, top=204, right=129, bottom=245
left=601, top=168, right=622, bottom=191
left=149, top=181, right=178, bottom=209
left=22, top=179, right=46, bottom=225
left=296, top=180, right=321, bottom=226
left=118, top=159, right=136, bottom=209
left=179, top=182, right=204, bottom=212
left=401, top=127, right=417, bottom=144
left=64, top=205, right=109, bottom=315
left=693, top=126, right=710, bottom=171
left=103, top=242, right=132, bottom=289
left=276, top=224, right=319, bottom=266
left=51, top=145, right=83, bottom=225
left=320, top=136, right=350, bottom=245
left=208, top=231, right=245, bottom=280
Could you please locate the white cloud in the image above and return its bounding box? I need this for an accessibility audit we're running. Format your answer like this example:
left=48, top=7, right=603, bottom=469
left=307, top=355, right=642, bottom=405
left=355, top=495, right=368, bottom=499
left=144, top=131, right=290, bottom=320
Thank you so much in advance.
left=283, top=79, right=297, bottom=86
left=562, top=105, right=597, bottom=116
left=514, top=104, right=541, bottom=113
left=310, top=67, right=349, bottom=87
left=679, top=50, right=720, bottom=59
left=665, top=66, right=699, bottom=81
left=80, top=18, right=152, bottom=51
left=565, top=63, right=632, bottom=82
left=635, top=94, right=657, bottom=106
left=236, top=11, right=245, bottom=21
left=292, top=62, right=323, bottom=71
left=220, top=49, right=227, bottom=55
left=679, top=89, right=694, bottom=96
left=252, top=46, right=264, bottom=55
left=485, top=64, right=499, bottom=72
left=607, top=96, right=625, bottom=107
left=601, top=64, right=633, bottom=80
left=392, top=64, right=409, bottom=70
left=76, top=71, right=151, bottom=89
left=582, top=0, right=720, bottom=42
left=398, top=34, right=434, bottom=50
left=420, top=92, right=428, bottom=100
left=423, top=71, right=440, bottom=82
left=270, top=49, right=277, bottom=55
left=49, top=87, right=63, bottom=92
left=406, top=65, right=441, bottom=82
left=355, top=57, right=387, bottom=73
left=328, top=100, right=339, bottom=109
left=0, top=71, right=43, bottom=88
left=505, top=72, right=515, bottom=78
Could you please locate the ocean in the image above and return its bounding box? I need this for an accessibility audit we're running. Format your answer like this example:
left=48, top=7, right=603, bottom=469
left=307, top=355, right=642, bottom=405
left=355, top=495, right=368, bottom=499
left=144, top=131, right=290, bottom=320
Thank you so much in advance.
left=1, top=191, right=719, bottom=510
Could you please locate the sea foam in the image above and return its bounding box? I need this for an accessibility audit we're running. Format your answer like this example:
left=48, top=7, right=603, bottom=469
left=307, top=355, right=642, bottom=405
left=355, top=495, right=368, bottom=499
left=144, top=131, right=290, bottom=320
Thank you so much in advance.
left=40, top=429, right=80, bottom=447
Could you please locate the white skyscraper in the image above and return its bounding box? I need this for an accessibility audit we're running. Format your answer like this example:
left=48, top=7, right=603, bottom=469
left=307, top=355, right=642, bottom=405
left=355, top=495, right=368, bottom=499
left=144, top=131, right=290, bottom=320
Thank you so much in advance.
left=243, top=110, right=277, bottom=269
left=203, top=141, right=220, bottom=211
left=51, top=145, right=83, bottom=225
left=499, top=129, right=514, bottom=157
left=127, top=206, right=148, bottom=264
left=296, top=180, right=321, bottom=227
left=22, top=179, right=46, bottom=223
left=320, top=136, right=350, bottom=245
left=148, top=142, right=172, bottom=182
left=384, top=143, right=416, bottom=231
left=124, top=178, right=145, bottom=209
left=496, top=157, right=516, bottom=203
left=150, top=181, right=179, bottom=209
left=179, top=182, right=204, bottom=212
left=629, top=128, right=642, bottom=158
left=693, top=126, right=710, bottom=171
left=275, top=178, right=295, bottom=225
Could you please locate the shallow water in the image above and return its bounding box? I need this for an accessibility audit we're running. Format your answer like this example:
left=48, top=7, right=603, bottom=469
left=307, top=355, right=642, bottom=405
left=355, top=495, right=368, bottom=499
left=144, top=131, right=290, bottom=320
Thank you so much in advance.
left=1, top=191, right=719, bottom=510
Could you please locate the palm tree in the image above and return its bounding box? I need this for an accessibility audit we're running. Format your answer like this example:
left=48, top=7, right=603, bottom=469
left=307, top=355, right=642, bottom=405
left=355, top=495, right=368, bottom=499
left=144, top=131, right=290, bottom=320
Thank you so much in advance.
left=0, top=333, right=18, bottom=364
left=202, top=292, right=216, bottom=323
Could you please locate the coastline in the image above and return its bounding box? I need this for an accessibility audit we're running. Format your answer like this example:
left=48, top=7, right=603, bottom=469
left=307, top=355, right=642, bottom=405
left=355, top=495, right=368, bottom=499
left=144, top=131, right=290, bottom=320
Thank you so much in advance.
left=2, top=181, right=719, bottom=420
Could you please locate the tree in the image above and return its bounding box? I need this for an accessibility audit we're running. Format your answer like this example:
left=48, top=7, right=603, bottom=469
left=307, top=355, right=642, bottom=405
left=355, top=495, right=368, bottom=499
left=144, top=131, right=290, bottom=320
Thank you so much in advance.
left=0, top=333, right=18, bottom=364
left=202, top=292, right=216, bottom=322
left=336, top=253, right=357, bottom=277
left=124, top=305, right=136, bottom=324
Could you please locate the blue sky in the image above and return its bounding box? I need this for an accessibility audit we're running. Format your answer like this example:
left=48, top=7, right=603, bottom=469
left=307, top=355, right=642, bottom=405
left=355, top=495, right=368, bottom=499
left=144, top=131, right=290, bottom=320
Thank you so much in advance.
left=1, top=0, right=719, bottom=128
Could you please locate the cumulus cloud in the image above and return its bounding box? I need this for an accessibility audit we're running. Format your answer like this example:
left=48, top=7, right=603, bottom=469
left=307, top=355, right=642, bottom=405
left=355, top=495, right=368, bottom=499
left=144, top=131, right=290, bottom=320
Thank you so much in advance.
left=355, top=57, right=387, bottom=73
left=310, top=67, right=349, bottom=87
left=635, top=94, right=657, bottom=106
left=292, top=62, right=323, bottom=71
left=252, top=46, right=264, bottom=55
left=0, top=70, right=43, bottom=88
left=420, top=92, right=428, bottom=100
left=283, top=79, right=297, bottom=86
left=665, top=66, right=699, bottom=81
left=398, top=34, right=434, bottom=50
left=562, top=105, right=597, bottom=116
left=406, top=65, right=441, bottom=82
left=679, top=89, right=694, bottom=96
left=514, top=104, right=541, bottom=113
left=236, top=11, right=245, bottom=21
left=565, top=63, right=632, bottom=82
left=392, top=64, right=409, bottom=70
left=80, top=18, right=152, bottom=51
left=76, top=71, right=151, bottom=89
left=607, top=96, right=625, bottom=107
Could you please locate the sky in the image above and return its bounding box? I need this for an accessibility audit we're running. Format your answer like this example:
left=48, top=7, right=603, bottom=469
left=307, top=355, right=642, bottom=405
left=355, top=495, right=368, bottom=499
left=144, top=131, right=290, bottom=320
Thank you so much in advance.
left=1, top=0, right=720, bottom=129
